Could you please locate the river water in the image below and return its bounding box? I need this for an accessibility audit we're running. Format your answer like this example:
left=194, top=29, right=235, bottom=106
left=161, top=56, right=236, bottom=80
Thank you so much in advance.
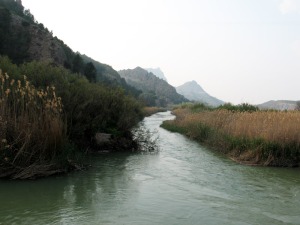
left=0, top=111, right=300, bottom=225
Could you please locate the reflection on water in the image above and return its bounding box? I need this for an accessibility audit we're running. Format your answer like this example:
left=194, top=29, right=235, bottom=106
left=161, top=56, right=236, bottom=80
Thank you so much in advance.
left=0, top=112, right=299, bottom=225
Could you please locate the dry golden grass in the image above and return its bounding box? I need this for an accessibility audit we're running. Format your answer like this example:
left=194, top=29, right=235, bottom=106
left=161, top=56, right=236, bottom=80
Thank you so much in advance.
left=142, top=106, right=166, bottom=117
left=0, top=70, right=65, bottom=173
left=172, top=108, right=300, bottom=145
left=162, top=107, right=300, bottom=166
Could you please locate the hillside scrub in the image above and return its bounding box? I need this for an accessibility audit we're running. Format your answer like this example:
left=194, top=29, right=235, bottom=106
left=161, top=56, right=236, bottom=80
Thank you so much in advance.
left=0, top=56, right=143, bottom=179
left=161, top=104, right=300, bottom=167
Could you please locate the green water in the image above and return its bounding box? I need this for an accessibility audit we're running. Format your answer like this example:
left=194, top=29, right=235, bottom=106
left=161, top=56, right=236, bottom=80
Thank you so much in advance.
left=0, top=112, right=299, bottom=225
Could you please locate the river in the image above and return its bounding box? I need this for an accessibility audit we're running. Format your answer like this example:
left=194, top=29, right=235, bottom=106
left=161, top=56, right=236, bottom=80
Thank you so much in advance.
left=0, top=111, right=299, bottom=225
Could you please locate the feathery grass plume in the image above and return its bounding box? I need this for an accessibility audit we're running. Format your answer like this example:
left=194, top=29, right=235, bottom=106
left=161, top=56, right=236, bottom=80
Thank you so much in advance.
left=0, top=70, right=66, bottom=179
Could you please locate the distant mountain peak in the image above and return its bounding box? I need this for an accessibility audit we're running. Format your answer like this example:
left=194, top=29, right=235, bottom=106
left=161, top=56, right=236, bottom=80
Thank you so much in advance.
left=144, top=68, right=168, bottom=81
left=176, top=80, right=223, bottom=107
left=178, top=80, right=205, bottom=92
left=258, top=100, right=298, bottom=110
left=118, top=67, right=187, bottom=107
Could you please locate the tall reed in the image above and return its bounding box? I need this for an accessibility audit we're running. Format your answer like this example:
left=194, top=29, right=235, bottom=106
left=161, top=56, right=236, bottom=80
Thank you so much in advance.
left=0, top=70, right=66, bottom=178
left=162, top=106, right=300, bottom=166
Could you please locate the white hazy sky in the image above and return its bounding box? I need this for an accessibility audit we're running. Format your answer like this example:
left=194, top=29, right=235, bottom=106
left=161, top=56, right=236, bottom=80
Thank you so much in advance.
left=21, top=0, right=300, bottom=104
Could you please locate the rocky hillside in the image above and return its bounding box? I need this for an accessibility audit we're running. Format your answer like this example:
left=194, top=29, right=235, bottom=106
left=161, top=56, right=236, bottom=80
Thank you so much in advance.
left=0, top=0, right=133, bottom=91
left=145, top=68, right=168, bottom=81
left=80, top=54, right=140, bottom=96
left=176, top=80, right=224, bottom=107
left=118, top=67, right=188, bottom=107
left=0, top=0, right=69, bottom=65
left=257, top=100, right=298, bottom=111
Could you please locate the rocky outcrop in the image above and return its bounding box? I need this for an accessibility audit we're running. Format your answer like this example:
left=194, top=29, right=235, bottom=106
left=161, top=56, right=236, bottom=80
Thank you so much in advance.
left=10, top=14, right=67, bottom=65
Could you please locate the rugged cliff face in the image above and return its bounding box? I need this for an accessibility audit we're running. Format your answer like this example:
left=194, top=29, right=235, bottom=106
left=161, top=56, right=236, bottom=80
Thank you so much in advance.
left=118, top=67, right=188, bottom=107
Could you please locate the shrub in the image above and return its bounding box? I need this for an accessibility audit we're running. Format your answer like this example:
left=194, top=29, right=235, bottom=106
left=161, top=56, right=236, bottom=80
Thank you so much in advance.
left=218, top=103, right=259, bottom=112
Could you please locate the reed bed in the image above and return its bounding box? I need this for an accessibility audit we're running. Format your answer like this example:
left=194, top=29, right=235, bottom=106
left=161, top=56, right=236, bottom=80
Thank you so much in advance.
left=142, top=107, right=166, bottom=117
left=0, top=70, right=66, bottom=178
left=162, top=107, right=300, bottom=166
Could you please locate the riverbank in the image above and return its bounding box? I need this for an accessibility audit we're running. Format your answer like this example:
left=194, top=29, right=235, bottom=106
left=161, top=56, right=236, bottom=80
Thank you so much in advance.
left=142, top=107, right=167, bottom=117
left=0, top=57, right=143, bottom=179
left=2, top=111, right=300, bottom=225
left=161, top=105, right=300, bottom=167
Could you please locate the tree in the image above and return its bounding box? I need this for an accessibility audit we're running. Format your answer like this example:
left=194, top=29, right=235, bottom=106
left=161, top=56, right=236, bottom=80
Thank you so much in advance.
left=72, top=54, right=83, bottom=74
left=84, top=62, right=97, bottom=82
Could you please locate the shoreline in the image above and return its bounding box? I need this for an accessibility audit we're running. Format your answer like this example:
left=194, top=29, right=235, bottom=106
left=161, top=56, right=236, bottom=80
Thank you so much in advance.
left=161, top=108, right=300, bottom=168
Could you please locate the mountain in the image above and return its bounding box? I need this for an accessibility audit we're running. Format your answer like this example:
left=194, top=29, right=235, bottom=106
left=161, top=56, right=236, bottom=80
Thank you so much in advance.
left=118, top=67, right=188, bottom=107
left=176, top=80, right=224, bottom=107
left=0, top=0, right=134, bottom=92
left=257, top=100, right=298, bottom=111
left=145, top=68, right=167, bottom=81
left=80, top=54, right=140, bottom=96
left=0, top=0, right=71, bottom=65
left=80, top=54, right=123, bottom=84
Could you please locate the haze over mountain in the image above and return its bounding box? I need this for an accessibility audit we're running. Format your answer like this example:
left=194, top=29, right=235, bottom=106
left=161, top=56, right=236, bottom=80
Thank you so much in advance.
left=257, top=100, right=298, bottom=111
left=145, top=68, right=167, bottom=82
left=176, top=80, right=224, bottom=107
left=118, top=67, right=187, bottom=107
left=19, top=0, right=300, bottom=105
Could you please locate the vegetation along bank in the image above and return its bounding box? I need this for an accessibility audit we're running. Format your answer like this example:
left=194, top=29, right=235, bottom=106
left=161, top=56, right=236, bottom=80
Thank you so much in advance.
left=0, top=0, right=148, bottom=179
left=161, top=103, right=300, bottom=167
left=0, top=57, right=144, bottom=179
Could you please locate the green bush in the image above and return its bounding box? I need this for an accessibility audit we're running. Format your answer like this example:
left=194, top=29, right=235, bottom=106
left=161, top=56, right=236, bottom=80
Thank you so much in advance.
left=217, top=103, right=259, bottom=112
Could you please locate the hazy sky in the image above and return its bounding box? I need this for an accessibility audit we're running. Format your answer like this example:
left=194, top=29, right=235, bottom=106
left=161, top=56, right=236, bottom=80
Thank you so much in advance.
left=21, top=0, right=300, bottom=104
